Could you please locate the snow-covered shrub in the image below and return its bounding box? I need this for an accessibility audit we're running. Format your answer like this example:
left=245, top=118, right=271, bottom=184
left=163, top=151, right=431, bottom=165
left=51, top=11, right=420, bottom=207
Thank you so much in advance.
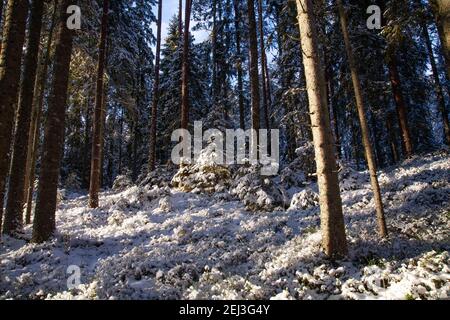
left=64, top=173, right=81, bottom=190
left=138, top=165, right=176, bottom=188
left=171, top=144, right=231, bottom=193
left=107, top=211, right=127, bottom=226
left=230, top=165, right=289, bottom=212
left=294, top=140, right=316, bottom=176
left=112, top=172, right=133, bottom=191
left=338, top=161, right=369, bottom=191
left=288, top=189, right=319, bottom=211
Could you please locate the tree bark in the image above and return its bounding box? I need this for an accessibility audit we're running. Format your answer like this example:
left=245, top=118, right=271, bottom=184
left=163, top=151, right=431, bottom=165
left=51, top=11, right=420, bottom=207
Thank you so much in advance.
left=233, top=0, right=245, bottom=130
left=430, top=0, right=450, bottom=80
left=89, top=0, right=109, bottom=208
left=337, top=0, right=387, bottom=238
left=180, top=0, right=192, bottom=130
left=422, top=21, right=450, bottom=145
left=386, top=112, right=399, bottom=164
left=295, top=0, right=348, bottom=258
left=0, top=0, right=29, bottom=233
left=148, top=0, right=163, bottom=172
left=3, top=0, right=45, bottom=235
left=24, top=1, right=58, bottom=225
left=387, top=56, right=413, bottom=158
left=257, top=0, right=270, bottom=130
left=247, top=0, right=261, bottom=149
left=32, top=0, right=75, bottom=243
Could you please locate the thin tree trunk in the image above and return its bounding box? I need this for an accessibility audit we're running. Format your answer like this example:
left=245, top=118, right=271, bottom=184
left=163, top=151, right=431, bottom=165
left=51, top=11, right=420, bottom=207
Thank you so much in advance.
left=99, top=40, right=110, bottom=188
left=247, top=0, right=261, bottom=150
left=257, top=0, right=269, bottom=130
left=233, top=0, right=245, bottom=129
left=212, top=0, right=218, bottom=104
left=387, top=56, right=413, bottom=158
left=0, top=0, right=29, bottom=233
left=32, top=0, right=76, bottom=243
left=180, top=0, right=192, bottom=130
left=430, top=0, right=450, bottom=80
left=295, top=0, right=348, bottom=258
left=24, top=2, right=58, bottom=225
left=89, top=0, right=109, bottom=208
left=3, top=0, right=45, bottom=235
left=386, top=112, right=399, bottom=164
left=422, top=21, right=450, bottom=144
left=337, top=0, right=387, bottom=238
left=148, top=0, right=163, bottom=172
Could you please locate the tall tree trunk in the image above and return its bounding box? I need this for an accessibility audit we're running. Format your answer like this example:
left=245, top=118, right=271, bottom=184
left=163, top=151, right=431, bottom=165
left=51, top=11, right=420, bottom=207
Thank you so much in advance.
left=211, top=0, right=218, bottom=104
left=89, top=0, right=109, bottom=208
left=386, top=112, right=399, bottom=164
left=337, top=0, right=387, bottom=238
left=295, top=0, right=348, bottom=258
left=233, top=0, right=245, bottom=129
left=3, top=0, right=45, bottom=235
left=0, top=0, right=29, bottom=233
left=148, top=0, right=163, bottom=172
left=430, top=0, right=450, bottom=80
left=178, top=0, right=182, bottom=38
left=32, top=0, right=75, bottom=243
left=99, top=40, right=110, bottom=188
left=180, top=0, right=192, bottom=130
left=422, top=21, right=450, bottom=144
left=257, top=0, right=269, bottom=130
left=247, top=0, right=261, bottom=152
left=24, top=1, right=58, bottom=225
left=387, top=56, right=413, bottom=158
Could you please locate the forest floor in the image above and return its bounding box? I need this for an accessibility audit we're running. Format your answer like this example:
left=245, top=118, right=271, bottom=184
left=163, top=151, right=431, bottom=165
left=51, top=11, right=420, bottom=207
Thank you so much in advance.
left=0, top=152, right=449, bottom=300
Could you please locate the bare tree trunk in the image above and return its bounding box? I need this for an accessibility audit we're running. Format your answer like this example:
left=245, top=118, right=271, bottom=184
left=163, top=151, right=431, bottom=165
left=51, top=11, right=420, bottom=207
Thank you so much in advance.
left=247, top=0, right=261, bottom=149
left=24, top=2, right=58, bottom=225
left=3, top=0, right=45, bottom=235
left=180, top=0, right=192, bottom=130
left=233, top=0, right=245, bottom=129
left=89, top=0, right=109, bottom=208
left=430, top=0, right=450, bottom=80
left=0, top=0, right=29, bottom=233
left=386, top=112, right=399, bottom=164
left=257, top=0, right=269, bottom=130
left=32, top=0, right=75, bottom=243
left=148, top=0, right=163, bottom=172
left=388, top=56, right=413, bottom=158
left=337, top=0, right=387, bottom=238
left=295, top=0, right=348, bottom=258
left=422, top=21, right=450, bottom=144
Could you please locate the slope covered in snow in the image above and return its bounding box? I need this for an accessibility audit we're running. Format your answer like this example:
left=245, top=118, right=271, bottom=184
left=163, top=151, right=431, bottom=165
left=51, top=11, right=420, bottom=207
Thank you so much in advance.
left=0, top=152, right=449, bottom=300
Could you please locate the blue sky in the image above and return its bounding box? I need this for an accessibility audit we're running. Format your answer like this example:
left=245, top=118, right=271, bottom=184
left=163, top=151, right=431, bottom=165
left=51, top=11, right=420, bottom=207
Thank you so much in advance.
left=151, top=0, right=209, bottom=45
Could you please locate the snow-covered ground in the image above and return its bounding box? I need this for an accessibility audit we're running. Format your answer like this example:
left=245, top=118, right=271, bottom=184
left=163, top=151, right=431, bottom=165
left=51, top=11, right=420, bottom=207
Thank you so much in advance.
left=1, top=152, right=449, bottom=300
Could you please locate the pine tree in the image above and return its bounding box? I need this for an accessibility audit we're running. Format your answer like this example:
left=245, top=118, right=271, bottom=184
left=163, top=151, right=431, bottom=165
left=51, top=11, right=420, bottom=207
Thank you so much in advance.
left=32, top=0, right=76, bottom=243
left=336, top=0, right=387, bottom=238
left=89, top=0, right=110, bottom=208
left=295, top=0, right=347, bottom=258
left=247, top=0, right=261, bottom=150
left=181, top=0, right=192, bottom=130
left=3, top=0, right=45, bottom=235
left=233, top=0, right=245, bottom=129
left=430, top=0, right=450, bottom=79
left=148, top=0, right=163, bottom=172
left=24, top=0, right=58, bottom=225
left=0, top=0, right=29, bottom=233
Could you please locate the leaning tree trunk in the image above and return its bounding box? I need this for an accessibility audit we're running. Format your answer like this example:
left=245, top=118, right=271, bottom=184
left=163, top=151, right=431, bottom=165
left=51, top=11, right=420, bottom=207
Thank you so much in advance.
left=247, top=0, right=261, bottom=155
left=233, top=0, right=245, bottom=130
left=0, top=0, right=29, bottom=233
left=148, top=0, right=163, bottom=172
left=89, top=0, right=109, bottom=208
left=295, top=0, right=348, bottom=258
left=3, top=0, right=45, bottom=235
left=422, top=20, right=450, bottom=144
left=387, top=56, right=413, bottom=158
left=24, top=0, right=58, bottom=225
left=430, top=0, right=450, bottom=80
left=180, top=0, right=192, bottom=130
left=32, top=0, right=76, bottom=243
left=337, top=0, right=387, bottom=238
